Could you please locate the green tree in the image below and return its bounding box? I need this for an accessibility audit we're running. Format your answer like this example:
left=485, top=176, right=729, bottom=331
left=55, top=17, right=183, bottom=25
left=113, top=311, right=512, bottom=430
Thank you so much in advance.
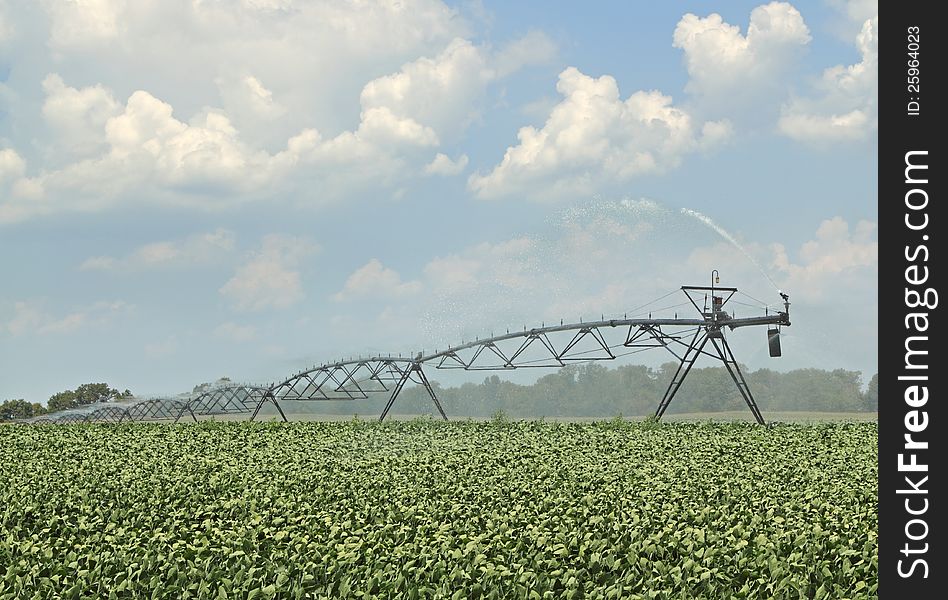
left=0, top=399, right=41, bottom=421
left=75, top=383, right=123, bottom=404
left=47, top=390, right=78, bottom=412
left=46, top=383, right=134, bottom=413
left=862, top=373, right=878, bottom=412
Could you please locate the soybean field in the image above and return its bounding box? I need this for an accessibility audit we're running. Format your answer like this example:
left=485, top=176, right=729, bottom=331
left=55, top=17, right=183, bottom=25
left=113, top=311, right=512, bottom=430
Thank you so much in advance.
left=0, top=420, right=877, bottom=599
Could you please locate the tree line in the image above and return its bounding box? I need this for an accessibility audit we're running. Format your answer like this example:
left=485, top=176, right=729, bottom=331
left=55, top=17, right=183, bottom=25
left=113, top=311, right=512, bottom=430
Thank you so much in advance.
left=276, top=363, right=879, bottom=418
left=3, top=365, right=880, bottom=422
left=1, top=383, right=132, bottom=422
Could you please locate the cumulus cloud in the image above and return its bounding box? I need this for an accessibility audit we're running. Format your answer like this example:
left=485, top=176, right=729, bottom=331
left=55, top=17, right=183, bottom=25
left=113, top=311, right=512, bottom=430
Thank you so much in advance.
left=357, top=33, right=553, bottom=144
left=0, top=1, right=14, bottom=44
left=213, top=321, right=257, bottom=342
left=216, top=74, right=286, bottom=122
left=360, top=38, right=494, bottom=141
left=771, top=217, right=876, bottom=297
left=219, top=234, right=319, bottom=311
left=0, top=148, right=25, bottom=184
left=43, top=0, right=125, bottom=49
left=333, top=259, right=421, bottom=301
left=80, top=228, right=236, bottom=271
left=673, top=2, right=811, bottom=104
left=424, top=153, right=469, bottom=176
left=22, top=86, right=284, bottom=216
left=4, top=300, right=130, bottom=336
left=468, top=67, right=731, bottom=200
left=683, top=216, right=876, bottom=304
left=6, top=49, right=511, bottom=223
left=42, top=74, right=121, bottom=156
left=0, top=149, right=45, bottom=223
left=778, top=14, right=877, bottom=143
left=423, top=237, right=535, bottom=294
left=1, top=1, right=560, bottom=224
left=493, top=30, right=557, bottom=78
left=144, top=336, right=177, bottom=358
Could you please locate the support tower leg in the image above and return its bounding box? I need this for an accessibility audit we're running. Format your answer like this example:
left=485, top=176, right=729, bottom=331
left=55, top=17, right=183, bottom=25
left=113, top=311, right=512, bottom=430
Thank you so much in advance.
left=378, top=364, right=448, bottom=422
left=654, top=329, right=710, bottom=419
left=379, top=367, right=412, bottom=422
left=415, top=365, right=448, bottom=421
left=250, top=393, right=289, bottom=422
left=707, top=336, right=766, bottom=425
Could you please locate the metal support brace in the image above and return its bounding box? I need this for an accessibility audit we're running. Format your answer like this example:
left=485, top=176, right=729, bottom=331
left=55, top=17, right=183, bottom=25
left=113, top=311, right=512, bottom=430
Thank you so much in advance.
left=654, top=327, right=766, bottom=424
left=378, top=363, right=448, bottom=421
left=708, top=336, right=765, bottom=425
left=250, top=392, right=289, bottom=422
left=415, top=364, right=448, bottom=421
left=655, top=329, right=710, bottom=419
left=379, top=367, right=412, bottom=422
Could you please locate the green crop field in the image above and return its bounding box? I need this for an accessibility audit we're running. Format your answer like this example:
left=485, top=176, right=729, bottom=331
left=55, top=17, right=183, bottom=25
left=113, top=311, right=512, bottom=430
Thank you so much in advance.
left=0, top=420, right=877, bottom=599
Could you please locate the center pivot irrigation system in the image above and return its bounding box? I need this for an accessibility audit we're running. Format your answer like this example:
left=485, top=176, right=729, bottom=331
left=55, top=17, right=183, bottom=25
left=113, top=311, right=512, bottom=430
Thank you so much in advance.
left=23, top=274, right=791, bottom=426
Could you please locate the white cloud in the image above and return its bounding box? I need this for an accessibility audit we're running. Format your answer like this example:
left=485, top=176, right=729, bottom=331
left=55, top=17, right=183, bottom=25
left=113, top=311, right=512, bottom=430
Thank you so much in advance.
left=468, top=67, right=731, bottom=200
left=492, top=30, right=557, bottom=78
left=683, top=216, right=876, bottom=302
left=673, top=2, right=811, bottom=102
left=216, top=74, right=286, bottom=122
left=0, top=1, right=13, bottom=44
left=423, top=237, right=535, bottom=293
left=38, top=0, right=466, bottom=145
left=360, top=37, right=495, bottom=141
left=19, top=87, right=280, bottom=218
left=0, top=149, right=48, bottom=223
left=80, top=228, right=237, bottom=271
left=105, top=91, right=261, bottom=186
left=354, top=107, right=439, bottom=147
left=213, top=321, right=257, bottom=342
left=1, top=6, right=558, bottom=223
left=220, top=234, right=319, bottom=311
left=4, top=302, right=44, bottom=336
left=43, top=0, right=125, bottom=48
left=42, top=74, right=121, bottom=156
left=144, top=336, right=177, bottom=358
left=360, top=33, right=556, bottom=143
left=771, top=217, right=876, bottom=297
left=424, top=153, right=469, bottom=176
left=4, top=299, right=130, bottom=336
left=422, top=254, right=482, bottom=292
left=0, top=148, right=25, bottom=184
left=334, top=259, right=421, bottom=301
left=778, top=15, right=877, bottom=143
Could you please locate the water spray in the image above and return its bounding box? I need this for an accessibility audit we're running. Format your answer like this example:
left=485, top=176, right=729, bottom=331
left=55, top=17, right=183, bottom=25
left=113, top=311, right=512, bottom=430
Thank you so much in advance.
left=681, top=208, right=782, bottom=293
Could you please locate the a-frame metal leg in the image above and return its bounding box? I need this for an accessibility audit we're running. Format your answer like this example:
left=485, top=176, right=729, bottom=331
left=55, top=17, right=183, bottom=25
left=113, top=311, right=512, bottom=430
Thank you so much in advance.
left=377, top=364, right=447, bottom=422
left=655, top=329, right=710, bottom=419
left=174, top=406, right=198, bottom=423
left=708, top=336, right=766, bottom=425
left=250, top=392, right=289, bottom=423
left=379, top=367, right=412, bottom=422
left=415, top=365, right=448, bottom=421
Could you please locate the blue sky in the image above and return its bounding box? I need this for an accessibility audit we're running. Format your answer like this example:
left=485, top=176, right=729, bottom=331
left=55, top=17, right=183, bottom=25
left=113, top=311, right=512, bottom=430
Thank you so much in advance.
left=1, top=0, right=877, bottom=403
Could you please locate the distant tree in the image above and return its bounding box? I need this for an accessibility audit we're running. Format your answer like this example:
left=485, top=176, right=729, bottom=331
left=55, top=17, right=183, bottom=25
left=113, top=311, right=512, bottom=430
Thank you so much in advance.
left=862, top=373, right=878, bottom=412
left=47, top=390, right=79, bottom=412
left=74, top=383, right=123, bottom=404
left=0, top=399, right=41, bottom=421
left=45, top=383, right=134, bottom=413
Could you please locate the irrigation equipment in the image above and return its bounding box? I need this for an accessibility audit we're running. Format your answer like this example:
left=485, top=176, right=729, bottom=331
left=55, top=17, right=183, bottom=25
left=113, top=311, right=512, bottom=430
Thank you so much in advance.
left=22, top=274, right=790, bottom=426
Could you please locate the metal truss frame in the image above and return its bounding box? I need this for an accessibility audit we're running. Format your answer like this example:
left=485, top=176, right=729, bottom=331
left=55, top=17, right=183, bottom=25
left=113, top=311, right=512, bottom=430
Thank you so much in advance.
left=267, top=285, right=790, bottom=424
left=24, top=283, right=789, bottom=426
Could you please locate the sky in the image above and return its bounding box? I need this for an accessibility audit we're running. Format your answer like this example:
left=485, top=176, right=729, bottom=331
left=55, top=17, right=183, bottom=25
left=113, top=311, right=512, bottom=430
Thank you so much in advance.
left=0, top=0, right=878, bottom=403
